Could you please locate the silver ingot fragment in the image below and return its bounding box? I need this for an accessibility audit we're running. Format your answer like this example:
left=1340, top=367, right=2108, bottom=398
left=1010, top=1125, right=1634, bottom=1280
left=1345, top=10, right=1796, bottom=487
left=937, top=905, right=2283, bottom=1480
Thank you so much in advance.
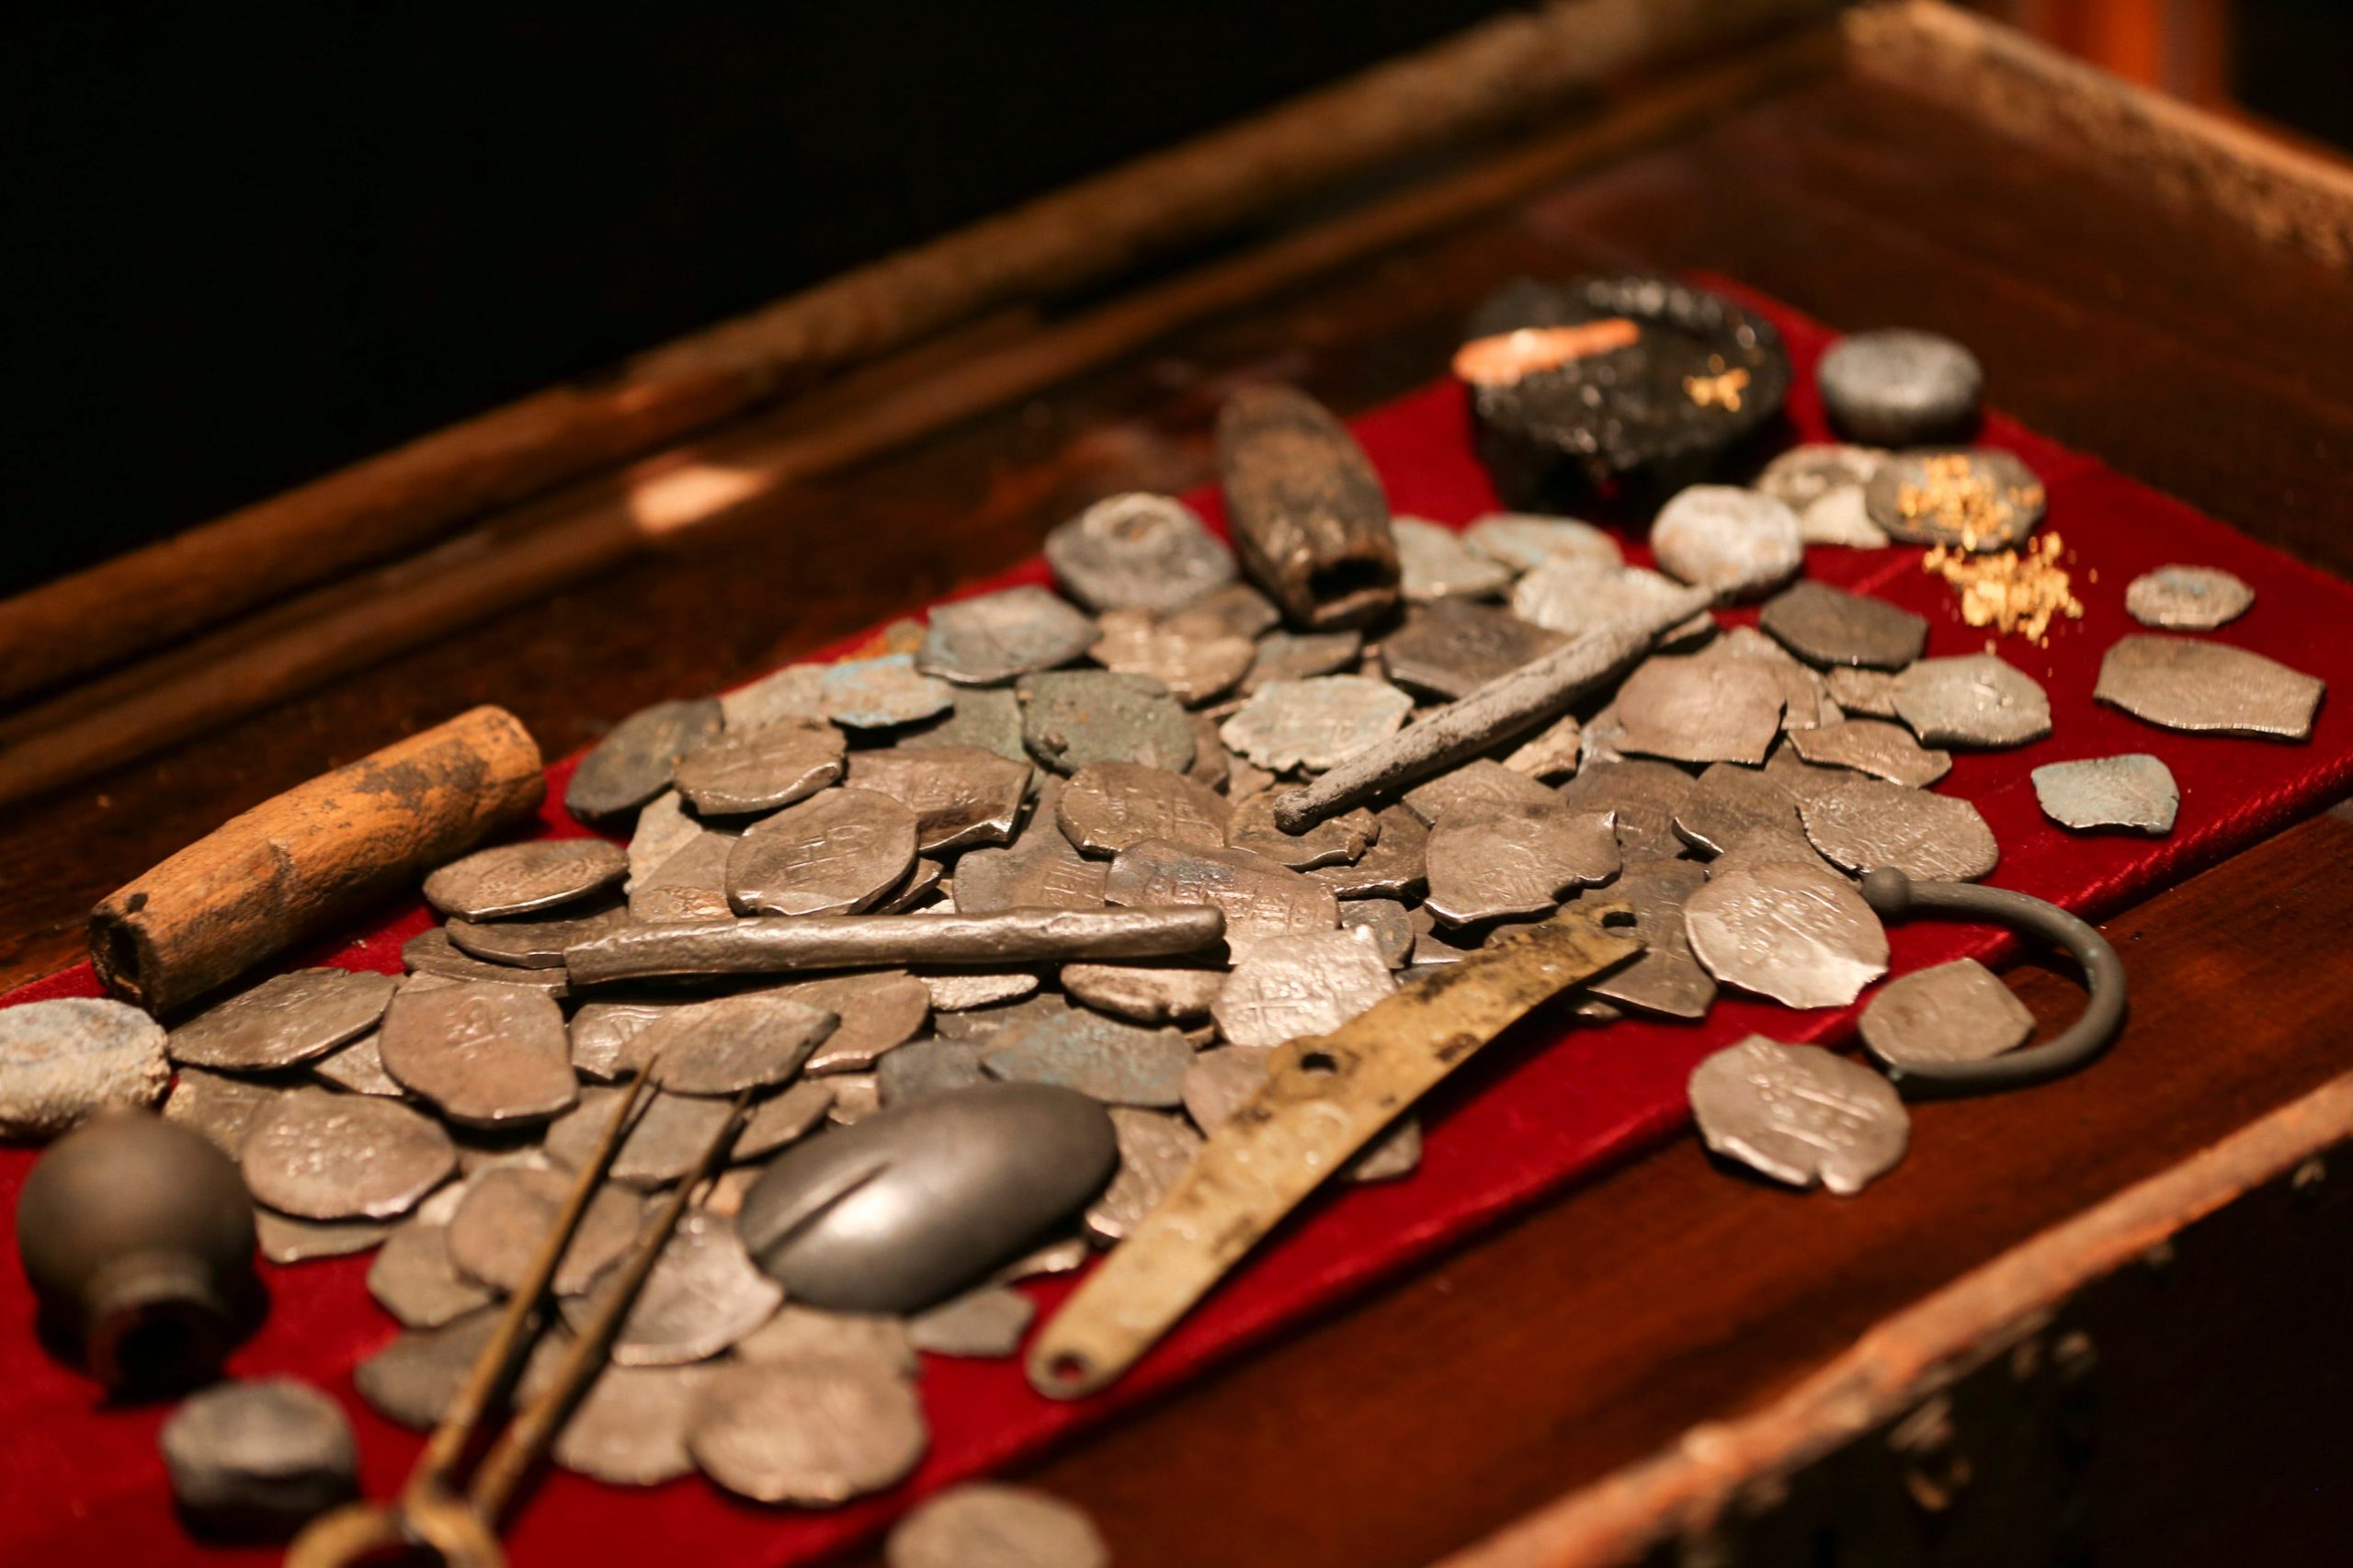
left=159, top=1378, right=358, bottom=1536
left=0, top=997, right=169, bottom=1140
left=2094, top=635, right=2323, bottom=741
left=1650, top=485, right=1802, bottom=602
left=1798, top=778, right=2000, bottom=883
left=1043, top=493, right=1236, bottom=615
left=1893, top=653, right=2052, bottom=748
left=1688, top=1036, right=1907, bottom=1195
left=566, top=906, right=1224, bottom=983
left=2030, top=754, right=2180, bottom=835
left=1859, top=959, right=2034, bottom=1069
left=916, top=585, right=1101, bottom=686
left=423, top=838, right=629, bottom=919
left=1685, top=853, right=1888, bottom=1009
left=2123, top=564, right=2254, bottom=630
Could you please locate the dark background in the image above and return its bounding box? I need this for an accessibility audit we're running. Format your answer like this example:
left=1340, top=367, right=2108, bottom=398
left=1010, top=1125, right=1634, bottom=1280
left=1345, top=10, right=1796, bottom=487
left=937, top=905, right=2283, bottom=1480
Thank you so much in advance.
left=3, top=3, right=2347, bottom=594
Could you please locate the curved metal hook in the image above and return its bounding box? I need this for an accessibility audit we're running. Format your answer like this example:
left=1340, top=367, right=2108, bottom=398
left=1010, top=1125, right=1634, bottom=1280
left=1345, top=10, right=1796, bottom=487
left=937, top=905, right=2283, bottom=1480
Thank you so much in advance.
left=1858, top=869, right=2127, bottom=1100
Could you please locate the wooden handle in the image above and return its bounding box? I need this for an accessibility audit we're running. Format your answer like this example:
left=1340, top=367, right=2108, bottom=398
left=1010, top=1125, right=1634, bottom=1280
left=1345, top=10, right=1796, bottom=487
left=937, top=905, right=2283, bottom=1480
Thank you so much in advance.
left=89, top=706, right=545, bottom=1014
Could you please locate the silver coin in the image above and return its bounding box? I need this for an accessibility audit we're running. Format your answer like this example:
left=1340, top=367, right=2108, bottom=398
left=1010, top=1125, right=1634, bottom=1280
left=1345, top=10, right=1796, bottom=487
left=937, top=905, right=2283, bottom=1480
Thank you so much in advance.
left=736, top=1080, right=837, bottom=1159
left=1211, top=928, right=1396, bottom=1048
left=1219, top=676, right=1412, bottom=774
left=1753, top=443, right=1887, bottom=511
left=1056, top=761, right=1230, bottom=857
left=2030, top=753, right=2180, bottom=835
left=551, top=1363, right=714, bottom=1487
left=981, top=1010, right=1192, bottom=1108
left=1817, top=330, right=1982, bottom=446
left=1798, top=483, right=1893, bottom=549
left=876, top=1037, right=989, bottom=1106
left=937, top=996, right=1082, bottom=1042
left=563, top=1210, right=780, bottom=1366
left=546, top=1085, right=733, bottom=1187
left=164, top=1065, right=283, bottom=1156
left=422, top=838, right=629, bottom=921
left=674, top=720, right=846, bottom=816
left=1823, top=666, right=1901, bottom=720
left=1589, top=858, right=1717, bottom=1019
left=1757, top=581, right=1927, bottom=670
left=1502, top=711, right=1584, bottom=781
left=825, top=1073, right=883, bottom=1124
left=169, top=967, right=398, bottom=1073
left=446, top=1164, right=642, bottom=1296
left=568, top=996, right=674, bottom=1082
left=879, top=858, right=949, bottom=915
left=2123, top=564, right=2254, bottom=631
left=1044, top=492, right=1236, bottom=615
left=1508, top=557, right=1711, bottom=642
left=688, top=1358, right=927, bottom=1506
left=1339, top=898, right=1415, bottom=968
left=256, top=1210, right=388, bottom=1264
left=918, top=971, right=1041, bottom=1011
left=627, top=829, right=738, bottom=925
left=1557, top=757, right=1697, bottom=858
left=1423, top=798, right=1618, bottom=926
left=729, top=787, right=919, bottom=915
left=1689, top=1036, right=1907, bottom=1195
left=1090, top=608, right=1255, bottom=705
left=955, top=791, right=1109, bottom=915
left=1225, top=790, right=1378, bottom=871
left=1788, top=720, right=1952, bottom=789
left=1462, top=512, right=1622, bottom=573
left=721, top=664, right=828, bottom=733
left=1651, top=485, right=1802, bottom=601
left=1021, top=669, right=1197, bottom=775
left=0, top=996, right=169, bottom=1139
left=904, top=685, right=1031, bottom=765
left=635, top=993, right=833, bottom=1097
left=367, top=1221, right=496, bottom=1328
left=1800, top=778, right=1998, bottom=882
left=378, top=981, right=576, bottom=1129
left=1105, top=839, right=1339, bottom=960
left=2094, top=634, right=2323, bottom=740
left=244, top=1087, right=456, bottom=1220
left=819, top=653, right=956, bottom=730
left=355, top=1310, right=502, bottom=1430
left=1614, top=654, right=1784, bottom=767
left=1381, top=598, right=1565, bottom=701
left=159, top=1376, right=358, bottom=1531
left=918, top=585, right=1101, bottom=687
left=889, top=1483, right=1109, bottom=1568
left=1175, top=580, right=1282, bottom=642
left=1865, top=449, right=2044, bottom=551
left=566, top=699, right=724, bottom=821
left=1400, top=758, right=1561, bottom=825
left=444, top=899, right=631, bottom=971
left=1765, top=744, right=1873, bottom=807
left=1084, top=1106, right=1204, bottom=1244
left=1393, top=517, right=1513, bottom=602
left=402, top=930, right=569, bottom=998
left=1859, top=958, right=2034, bottom=1068
left=1671, top=762, right=1805, bottom=859
left=1179, top=1045, right=1274, bottom=1135
left=767, top=972, right=931, bottom=1073
left=735, top=1302, right=919, bottom=1378
left=907, top=1286, right=1036, bottom=1358
left=1685, top=855, right=1888, bottom=1009
left=1240, top=629, right=1363, bottom=694
left=1892, top=653, right=2052, bottom=748
left=1059, top=962, right=1223, bottom=1024
left=1306, top=804, right=1428, bottom=900
left=1699, top=626, right=1841, bottom=733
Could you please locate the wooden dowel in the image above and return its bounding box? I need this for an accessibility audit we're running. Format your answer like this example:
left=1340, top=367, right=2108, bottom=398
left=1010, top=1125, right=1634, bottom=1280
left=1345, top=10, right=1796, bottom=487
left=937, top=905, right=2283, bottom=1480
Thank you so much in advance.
left=0, top=0, right=1836, bottom=706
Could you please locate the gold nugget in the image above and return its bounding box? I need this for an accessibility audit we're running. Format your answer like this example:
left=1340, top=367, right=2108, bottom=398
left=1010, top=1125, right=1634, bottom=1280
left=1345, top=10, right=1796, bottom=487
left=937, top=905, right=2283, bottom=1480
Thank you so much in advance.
left=1923, top=531, right=2086, bottom=644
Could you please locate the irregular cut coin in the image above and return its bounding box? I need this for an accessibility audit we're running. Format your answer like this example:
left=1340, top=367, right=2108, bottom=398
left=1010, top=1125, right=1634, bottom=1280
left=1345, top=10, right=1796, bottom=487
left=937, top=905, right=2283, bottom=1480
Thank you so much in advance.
left=1308, top=804, right=1428, bottom=900
left=1502, top=710, right=1584, bottom=781
left=1589, top=858, right=1716, bottom=1019
left=1219, top=676, right=1412, bottom=774
left=1021, top=670, right=1196, bottom=774
left=1056, top=762, right=1229, bottom=857
left=820, top=654, right=955, bottom=730
left=1558, top=757, right=1697, bottom=859
left=447, top=1165, right=642, bottom=1296
left=1105, top=839, right=1339, bottom=960
left=918, top=971, right=1040, bottom=1012
left=566, top=699, right=724, bottom=821
left=1510, top=557, right=1711, bottom=642
left=674, top=721, right=847, bottom=815
left=735, top=1303, right=919, bottom=1379
left=2124, top=564, right=2254, bottom=631
left=1671, top=762, right=1804, bottom=858
left=774, top=971, right=932, bottom=1073
left=1393, top=517, right=1512, bottom=602
left=736, top=1080, right=837, bottom=1159
left=918, top=585, right=1101, bottom=686
left=1211, top=927, right=1395, bottom=1046
left=1702, top=627, right=1838, bottom=734
left=1824, top=666, right=1901, bottom=720
left=368, top=1221, right=495, bottom=1329
left=159, top=1377, right=358, bottom=1534
left=402, top=931, right=569, bottom=999
left=2030, top=753, right=2180, bottom=835
left=355, top=1311, right=501, bottom=1430
left=1060, top=962, right=1224, bottom=1024
left=1225, top=790, right=1377, bottom=870
left=1339, top=898, right=1415, bottom=968
left=1789, top=720, right=1952, bottom=789
left=1650, top=485, right=1803, bottom=601
left=1799, top=778, right=1998, bottom=881
left=1754, top=443, right=1886, bottom=512
left=445, top=900, right=630, bottom=971
left=844, top=746, right=1035, bottom=858
left=1614, top=654, right=1784, bottom=766
left=908, top=1286, right=1036, bottom=1358
left=876, top=1036, right=989, bottom=1106
left=568, top=996, right=674, bottom=1082
left=0, top=997, right=170, bottom=1138
left=424, top=839, right=629, bottom=920
left=1380, top=598, right=1564, bottom=700
left=956, top=823, right=1109, bottom=914
left=378, top=981, right=576, bottom=1129
left=625, top=790, right=701, bottom=895
left=1756, top=580, right=1927, bottom=670
left=1688, top=1036, right=1908, bottom=1195
left=545, top=1086, right=735, bottom=1187
left=1240, top=629, right=1362, bottom=693
left=1685, top=855, right=1888, bottom=1009
left=887, top=1482, right=1110, bottom=1568
left=2094, top=635, right=2324, bottom=740
left=904, top=685, right=1029, bottom=765
left=1463, top=513, right=1621, bottom=573
left=1090, top=608, right=1254, bottom=705
left=1044, top=493, right=1235, bottom=615
left=1423, top=798, right=1618, bottom=926
left=722, top=664, right=827, bottom=733
left=688, top=1358, right=927, bottom=1506
left=164, top=1065, right=282, bottom=1156
left=256, top=1210, right=388, bottom=1265
left=243, top=1088, right=456, bottom=1220
left=1859, top=958, right=2034, bottom=1068
left=1893, top=653, right=2052, bottom=748
left=1866, top=449, right=2044, bottom=552
left=1176, top=581, right=1282, bottom=642
left=563, top=1210, right=781, bottom=1366
left=1816, top=329, right=1982, bottom=445
left=627, top=830, right=737, bottom=925
left=1085, top=1107, right=1204, bottom=1244
left=1400, top=758, right=1562, bottom=825
left=169, top=968, right=398, bottom=1073
left=729, top=788, right=919, bottom=915
left=1179, top=1046, right=1276, bottom=1135
left=551, top=1363, right=712, bottom=1486
left=981, top=1010, right=1192, bottom=1108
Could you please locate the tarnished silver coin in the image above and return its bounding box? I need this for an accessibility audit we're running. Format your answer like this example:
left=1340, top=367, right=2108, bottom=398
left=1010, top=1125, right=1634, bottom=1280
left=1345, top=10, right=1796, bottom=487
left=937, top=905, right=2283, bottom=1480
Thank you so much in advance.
left=0, top=996, right=169, bottom=1138
left=1685, top=855, right=1888, bottom=1009
left=1060, top=962, right=1223, bottom=1024
left=164, top=1065, right=282, bottom=1156
left=674, top=720, right=846, bottom=816
left=424, top=839, right=629, bottom=920
left=935, top=995, right=1077, bottom=1041
left=1225, top=790, right=1377, bottom=870
left=903, top=687, right=1029, bottom=771
left=1393, top=517, right=1513, bottom=602
left=1557, top=757, right=1696, bottom=859
left=918, top=585, right=1100, bottom=687
left=1893, top=653, right=2052, bottom=748
left=368, top=1221, right=495, bottom=1329
left=1651, top=485, right=1802, bottom=601
left=1105, top=839, right=1338, bottom=959
left=1689, top=1036, right=1907, bottom=1195
left=729, top=787, right=919, bottom=916
left=1614, top=654, right=1784, bottom=767
left=1339, top=898, right=1415, bottom=968
left=956, top=811, right=1109, bottom=915
left=1509, top=557, right=1711, bottom=642
left=445, top=899, right=630, bottom=971
left=1800, top=778, right=1998, bottom=882
left=2094, top=635, right=2323, bottom=740
left=243, top=1088, right=456, bottom=1220
left=1699, top=626, right=1839, bottom=734
left=545, top=1086, right=734, bottom=1187
left=1754, top=443, right=1886, bottom=511
left=770, top=971, right=932, bottom=1074
left=1021, top=669, right=1196, bottom=775
left=825, top=1073, right=882, bottom=1124
left=1865, top=449, right=2044, bottom=551
left=918, top=971, right=1040, bottom=1012
left=1463, top=512, right=1621, bottom=573
left=1090, top=608, right=1254, bottom=705
left=1085, top=1107, right=1204, bottom=1244
left=564, top=1210, right=780, bottom=1366
left=1240, top=629, right=1363, bottom=693
left=628, top=829, right=737, bottom=925
left=551, top=1363, right=713, bottom=1486
left=737, top=1080, right=837, bottom=1159
left=688, top=1358, right=927, bottom=1505
left=1176, top=580, right=1282, bottom=642
left=1824, top=666, right=1901, bottom=720
left=876, top=1037, right=989, bottom=1107
left=1757, top=581, right=1927, bottom=670
left=1400, top=758, right=1560, bottom=826
left=908, top=1286, right=1035, bottom=1358
left=736, top=1303, right=919, bottom=1378
left=1859, top=958, right=2033, bottom=1068
left=981, top=1010, right=1192, bottom=1108
left=1503, top=710, right=1584, bottom=781
left=1180, top=1046, right=1275, bottom=1135
left=2124, top=564, right=2254, bottom=631
left=1380, top=598, right=1564, bottom=702
left=1211, top=928, right=1396, bottom=1047
left=1424, top=798, right=1618, bottom=926
left=1056, top=762, right=1229, bottom=857
left=722, top=664, right=827, bottom=733
left=159, top=1376, right=358, bottom=1532
left=1045, top=492, right=1236, bottom=614
left=889, top=1483, right=1109, bottom=1568
left=820, top=653, right=956, bottom=730
left=447, top=1164, right=642, bottom=1296
left=1590, top=858, right=1716, bottom=1019
left=2030, top=753, right=2180, bottom=835
left=568, top=996, right=672, bottom=1082
left=379, top=981, right=576, bottom=1129
left=1788, top=720, right=1952, bottom=789
left=1797, top=483, right=1893, bottom=549
left=170, top=967, right=398, bottom=1073
left=355, top=1311, right=501, bottom=1430
left=566, top=699, right=724, bottom=821
left=1817, top=329, right=1982, bottom=445
left=1307, top=804, right=1428, bottom=900
left=847, top=745, right=1033, bottom=855
left=402, top=930, right=569, bottom=998
left=1219, top=676, right=1412, bottom=774
left=1671, top=762, right=1805, bottom=859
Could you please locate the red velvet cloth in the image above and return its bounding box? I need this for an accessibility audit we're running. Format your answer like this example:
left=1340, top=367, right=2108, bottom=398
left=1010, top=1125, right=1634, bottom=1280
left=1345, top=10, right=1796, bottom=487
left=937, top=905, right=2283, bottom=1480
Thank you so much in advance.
left=6, top=289, right=2352, bottom=1565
